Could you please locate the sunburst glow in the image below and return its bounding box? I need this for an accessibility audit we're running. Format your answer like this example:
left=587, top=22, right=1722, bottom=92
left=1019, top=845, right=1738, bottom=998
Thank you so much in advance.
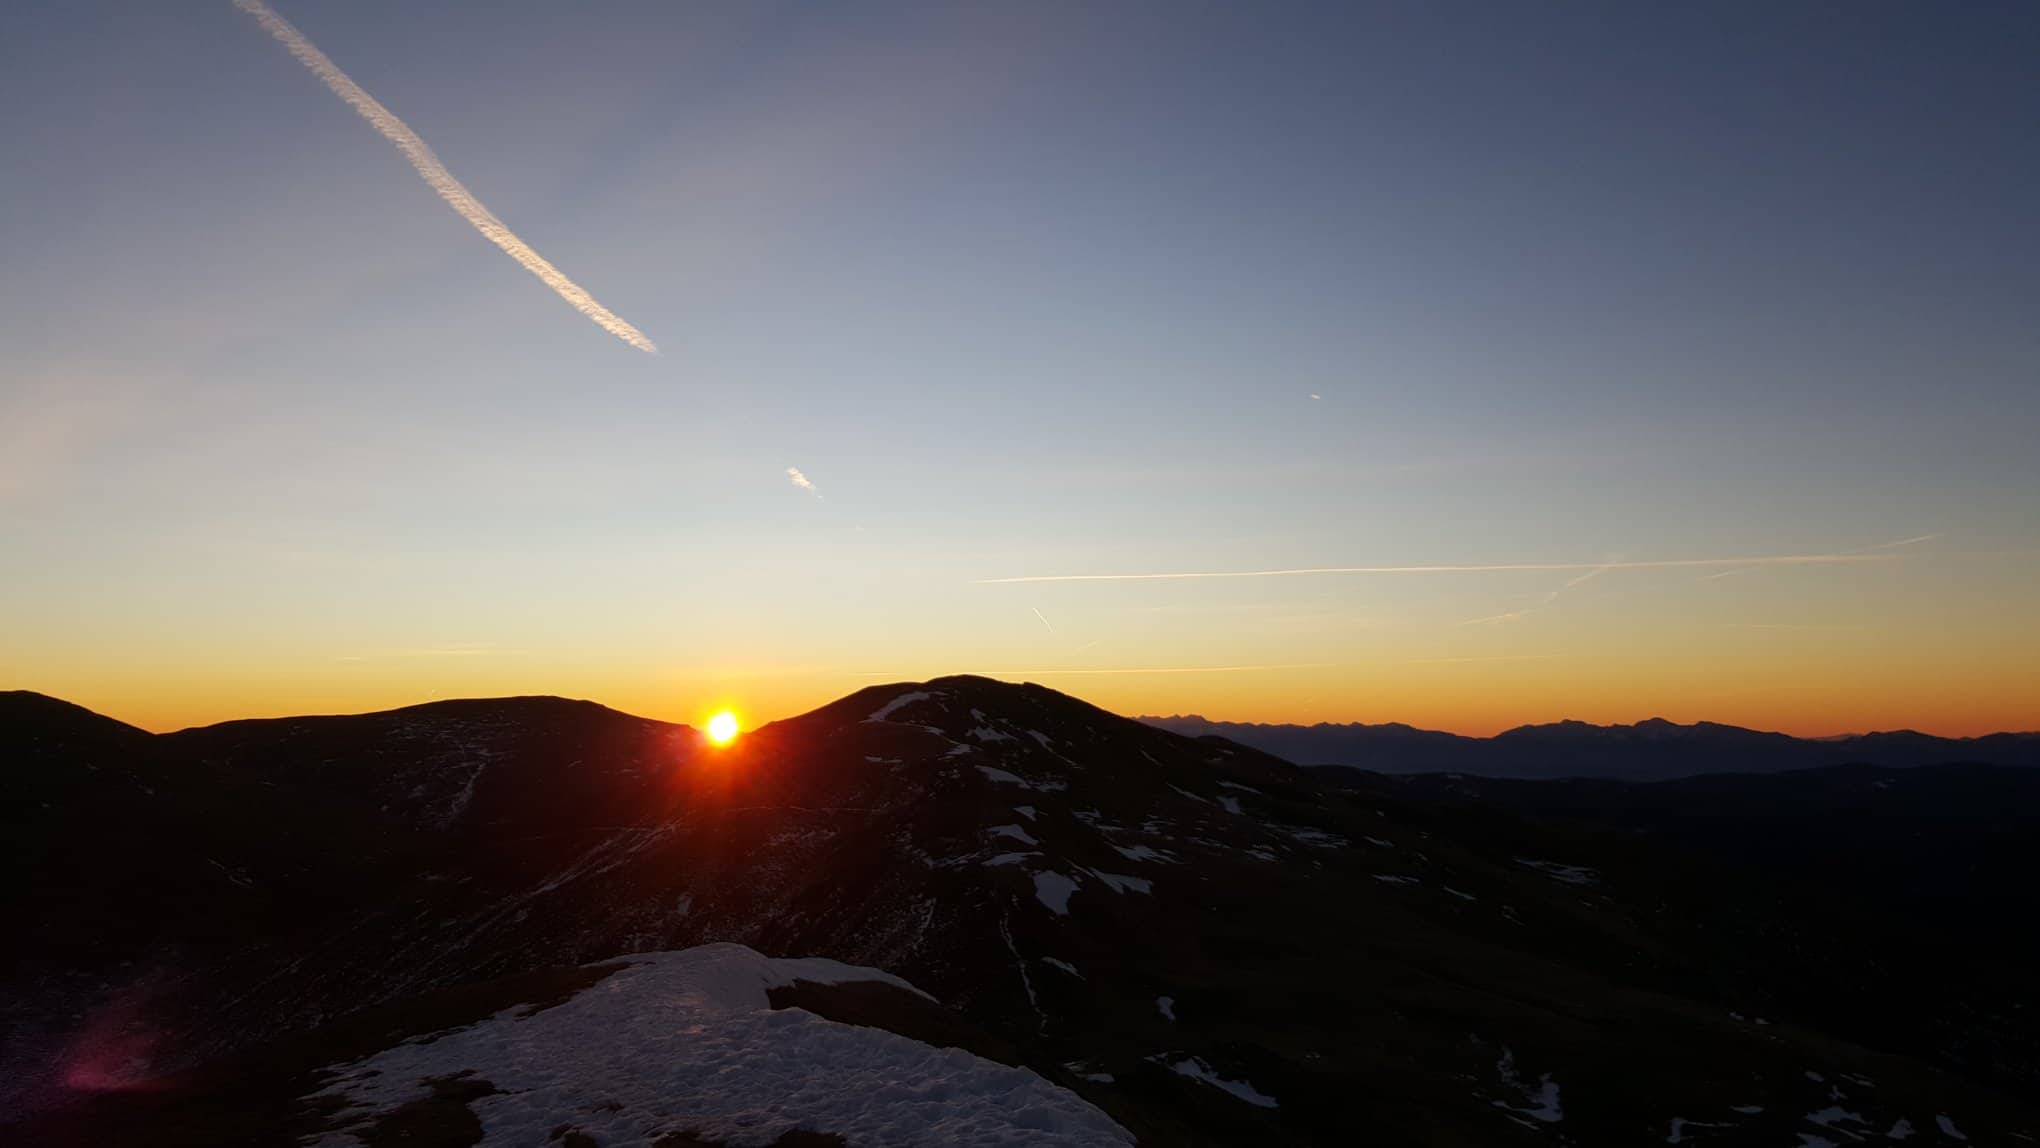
left=706, top=710, right=740, bottom=746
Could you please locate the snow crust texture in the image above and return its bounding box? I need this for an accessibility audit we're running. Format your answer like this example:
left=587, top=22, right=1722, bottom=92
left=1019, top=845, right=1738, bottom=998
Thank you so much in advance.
left=310, top=943, right=1133, bottom=1147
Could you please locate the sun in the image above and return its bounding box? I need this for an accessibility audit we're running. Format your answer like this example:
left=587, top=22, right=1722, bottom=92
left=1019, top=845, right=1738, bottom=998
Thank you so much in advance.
left=705, top=710, right=740, bottom=746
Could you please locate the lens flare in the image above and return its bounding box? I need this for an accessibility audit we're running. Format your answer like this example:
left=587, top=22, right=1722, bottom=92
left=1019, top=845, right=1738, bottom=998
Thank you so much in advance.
left=706, top=710, right=740, bottom=745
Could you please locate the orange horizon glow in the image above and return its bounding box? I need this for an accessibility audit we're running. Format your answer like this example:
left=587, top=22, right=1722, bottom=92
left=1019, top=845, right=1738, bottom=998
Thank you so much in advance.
left=19, top=657, right=2035, bottom=743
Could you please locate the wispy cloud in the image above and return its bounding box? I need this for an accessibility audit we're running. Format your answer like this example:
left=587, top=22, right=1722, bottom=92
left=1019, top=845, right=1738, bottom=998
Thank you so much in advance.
left=975, top=553, right=1897, bottom=585
left=233, top=0, right=656, bottom=353
left=786, top=466, right=821, bottom=497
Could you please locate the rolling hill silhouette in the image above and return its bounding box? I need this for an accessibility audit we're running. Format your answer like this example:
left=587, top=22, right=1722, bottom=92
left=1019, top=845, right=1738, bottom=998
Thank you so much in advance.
left=1141, top=713, right=2040, bottom=779
left=6, top=681, right=2036, bottom=1144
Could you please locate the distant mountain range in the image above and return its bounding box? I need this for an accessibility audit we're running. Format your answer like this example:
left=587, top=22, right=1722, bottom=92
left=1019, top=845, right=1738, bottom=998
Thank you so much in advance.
left=1138, top=714, right=2040, bottom=780
left=8, top=681, right=2040, bottom=1144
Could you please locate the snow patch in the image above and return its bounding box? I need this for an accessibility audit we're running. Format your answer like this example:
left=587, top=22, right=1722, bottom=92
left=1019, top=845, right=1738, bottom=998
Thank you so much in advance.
left=1216, top=795, right=1244, bottom=815
left=1805, top=1106, right=1865, bottom=1131
left=1667, top=1117, right=1733, bottom=1143
left=1156, top=996, right=1175, bottom=1021
left=1492, top=1047, right=1563, bottom=1125
left=1110, top=843, right=1179, bottom=865
left=1937, top=1115, right=1968, bottom=1141
left=310, top=945, right=1131, bottom=1148
left=865, top=690, right=933, bottom=722
left=1064, top=1059, right=1113, bottom=1084
left=995, top=915, right=1043, bottom=1031
left=990, top=824, right=1039, bottom=845
left=1164, top=1057, right=1278, bottom=1109
left=1083, top=869, right=1152, bottom=895
left=977, top=766, right=1032, bottom=788
left=1514, top=858, right=1599, bottom=886
left=1034, top=872, right=1081, bottom=915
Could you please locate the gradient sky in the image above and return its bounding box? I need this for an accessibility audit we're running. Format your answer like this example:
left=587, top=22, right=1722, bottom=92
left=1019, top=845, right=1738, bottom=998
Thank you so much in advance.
left=3, top=1, right=2036, bottom=736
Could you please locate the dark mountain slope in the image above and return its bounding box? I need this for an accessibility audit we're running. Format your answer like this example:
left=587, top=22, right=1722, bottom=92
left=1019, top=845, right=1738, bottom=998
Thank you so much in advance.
left=6, top=679, right=2037, bottom=1144
left=1364, top=763, right=2040, bottom=1093
left=1143, top=712, right=2040, bottom=779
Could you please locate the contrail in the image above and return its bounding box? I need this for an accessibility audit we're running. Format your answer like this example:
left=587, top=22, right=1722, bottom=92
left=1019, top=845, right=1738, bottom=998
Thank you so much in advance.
left=233, top=0, right=657, bottom=353
left=1861, top=533, right=1941, bottom=551
left=974, top=553, right=1898, bottom=584
left=1030, top=607, right=1057, bottom=635
left=1455, top=563, right=1609, bottom=627
left=1700, top=534, right=1940, bottom=583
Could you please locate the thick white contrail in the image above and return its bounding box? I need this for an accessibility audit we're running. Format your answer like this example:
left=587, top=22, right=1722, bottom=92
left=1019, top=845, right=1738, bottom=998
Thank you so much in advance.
left=233, top=0, right=657, bottom=353
left=974, top=553, right=1898, bottom=584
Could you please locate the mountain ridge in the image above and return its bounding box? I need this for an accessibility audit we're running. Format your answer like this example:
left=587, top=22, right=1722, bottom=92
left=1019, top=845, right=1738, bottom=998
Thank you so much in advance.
left=1141, top=713, right=2040, bottom=780
left=9, top=677, right=2040, bottom=1143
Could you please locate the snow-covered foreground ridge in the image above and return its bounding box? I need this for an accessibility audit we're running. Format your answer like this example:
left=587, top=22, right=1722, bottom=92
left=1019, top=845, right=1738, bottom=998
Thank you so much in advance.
left=309, top=943, right=1135, bottom=1147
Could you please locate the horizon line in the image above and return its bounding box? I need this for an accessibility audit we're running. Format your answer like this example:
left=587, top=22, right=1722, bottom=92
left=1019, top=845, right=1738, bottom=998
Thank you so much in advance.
left=18, top=676, right=2031, bottom=744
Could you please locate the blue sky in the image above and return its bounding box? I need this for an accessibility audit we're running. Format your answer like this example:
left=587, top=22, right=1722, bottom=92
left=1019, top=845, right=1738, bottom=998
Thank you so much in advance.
left=2, top=1, right=2035, bottom=733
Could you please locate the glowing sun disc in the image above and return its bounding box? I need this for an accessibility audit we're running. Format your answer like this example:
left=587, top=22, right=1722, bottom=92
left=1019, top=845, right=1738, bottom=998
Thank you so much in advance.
left=706, top=711, right=740, bottom=745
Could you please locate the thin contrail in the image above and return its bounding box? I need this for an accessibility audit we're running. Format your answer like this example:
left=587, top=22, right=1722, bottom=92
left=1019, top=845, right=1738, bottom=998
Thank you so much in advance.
left=1030, top=607, right=1057, bottom=635
left=233, top=0, right=657, bottom=353
left=974, top=553, right=1898, bottom=584
left=1454, top=563, right=1610, bottom=626
left=1700, top=534, right=1940, bottom=583
left=1861, top=533, right=1941, bottom=551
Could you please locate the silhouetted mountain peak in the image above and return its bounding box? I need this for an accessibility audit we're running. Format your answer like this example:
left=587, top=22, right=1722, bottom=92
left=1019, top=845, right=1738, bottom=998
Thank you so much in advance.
left=1142, top=712, right=2040, bottom=780
left=0, top=690, right=152, bottom=747
left=10, top=680, right=2040, bottom=1142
